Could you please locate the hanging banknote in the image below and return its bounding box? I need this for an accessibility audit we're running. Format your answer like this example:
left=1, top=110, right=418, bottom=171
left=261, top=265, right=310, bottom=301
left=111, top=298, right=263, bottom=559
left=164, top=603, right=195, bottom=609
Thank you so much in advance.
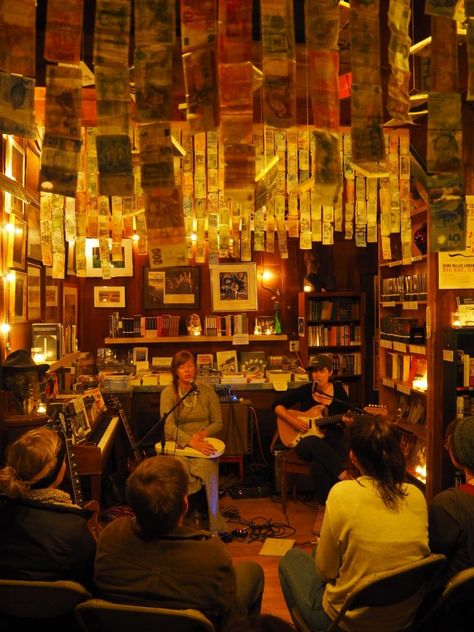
left=137, top=122, right=174, bottom=190
left=182, top=48, right=219, bottom=132
left=0, top=71, right=35, bottom=137
left=427, top=92, right=462, bottom=174
left=308, top=49, right=339, bottom=131
left=93, top=0, right=131, bottom=67
left=0, top=0, right=36, bottom=77
left=180, top=0, right=217, bottom=52
left=145, top=187, right=188, bottom=268
left=95, top=66, right=131, bottom=135
left=44, top=65, right=82, bottom=140
left=425, top=0, right=461, bottom=18
left=312, top=130, right=342, bottom=205
left=44, top=0, right=84, bottom=63
left=350, top=3, right=380, bottom=84
left=96, top=134, right=134, bottom=196
left=134, top=46, right=173, bottom=122
left=262, top=58, right=296, bottom=129
left=351, top=84, right=385, bottom=163
left=260, top=0, right=295, bottom=59
left=40, top=135, right=82, bottom=198
left=305, top=0, right=339, bottom=51
left=218, top=0, right=252, bottom=63
left=430, top=196, right=466, bottom=252
left=134, top=0, right=175, bottom=47
left=386, top=0, right=411, bottom=124
left=219, top=61, right=253, bottom=144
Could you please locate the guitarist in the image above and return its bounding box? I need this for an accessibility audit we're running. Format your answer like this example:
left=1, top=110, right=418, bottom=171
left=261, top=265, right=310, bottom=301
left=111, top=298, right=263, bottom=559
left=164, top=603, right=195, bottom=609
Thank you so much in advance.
left=272, top=354, right=354, bottom=534
left=0, top=426, right=96, bottom=590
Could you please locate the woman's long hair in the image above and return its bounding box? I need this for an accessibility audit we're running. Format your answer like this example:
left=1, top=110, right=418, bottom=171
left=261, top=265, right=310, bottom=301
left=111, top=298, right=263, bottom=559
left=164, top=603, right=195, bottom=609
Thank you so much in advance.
left=170, top=349, right=195, bottom=394
left=349, top=414, right=408, bottom=510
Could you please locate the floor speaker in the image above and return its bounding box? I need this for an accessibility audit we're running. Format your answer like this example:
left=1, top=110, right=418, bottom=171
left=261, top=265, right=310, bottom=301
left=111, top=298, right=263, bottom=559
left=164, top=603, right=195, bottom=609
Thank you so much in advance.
left=218, top=401, right=252, bottom=456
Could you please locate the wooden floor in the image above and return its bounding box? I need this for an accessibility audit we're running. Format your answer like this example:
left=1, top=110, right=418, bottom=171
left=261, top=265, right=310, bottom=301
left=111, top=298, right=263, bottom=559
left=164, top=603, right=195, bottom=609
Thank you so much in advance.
left=218, top=494, right=320, bottom=624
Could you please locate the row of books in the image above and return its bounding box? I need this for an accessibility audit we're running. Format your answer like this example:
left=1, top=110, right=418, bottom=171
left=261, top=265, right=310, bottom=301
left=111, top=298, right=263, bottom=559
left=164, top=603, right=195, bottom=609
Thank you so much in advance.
left=307, top=324, right=361, bottom=347
left=457, top=394, right=474, bottom=418
left=380, top=316, right=425, bottom=342
left=108, top=313, right=181, bottom=338
left=381, top=272, right=427, bottom=302
left=398, top=393, right=426, bottom=425
left=456, top=350, right=474, bottom=388
left=204, top=314, right=249, bottom=336
left=385, top=352, right=427, bottom=386
left=307, top=298, right=360, bottom=322
left=308, top=352, right=361, bottom=376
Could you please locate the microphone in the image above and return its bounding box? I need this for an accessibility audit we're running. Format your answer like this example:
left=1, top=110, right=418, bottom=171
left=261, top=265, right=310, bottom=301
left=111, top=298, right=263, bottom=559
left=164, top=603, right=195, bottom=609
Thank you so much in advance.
left=190, top=381, right=199, bottom=393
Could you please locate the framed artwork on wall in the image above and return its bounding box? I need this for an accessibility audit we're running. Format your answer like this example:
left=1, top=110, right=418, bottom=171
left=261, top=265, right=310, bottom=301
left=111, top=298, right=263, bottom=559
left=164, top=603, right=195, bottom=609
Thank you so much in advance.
left=63, top=284, right=78, bottom=326
left=10, top=271, right=27, bottom=323
left=7, top=215, right=27, bottom=270
left=143, top=266, right=200, bottom=309
left=210, top=262, right=257, bottom=312
left=5, top=136, right=25, bottom=216
left=85, top=238, right=133, bottom=277
left=93, top=285, right=126, bottom=308
left=45, top=285, right=59, bottom=307
left=27, top=203, right=42, bottom=261
left=27, top=263, right=42, bottom=321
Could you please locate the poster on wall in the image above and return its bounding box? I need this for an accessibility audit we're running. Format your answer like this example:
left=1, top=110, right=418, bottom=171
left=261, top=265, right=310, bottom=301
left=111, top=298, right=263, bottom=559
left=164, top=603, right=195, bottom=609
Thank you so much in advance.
left=438, top=250, right=474, bottom=289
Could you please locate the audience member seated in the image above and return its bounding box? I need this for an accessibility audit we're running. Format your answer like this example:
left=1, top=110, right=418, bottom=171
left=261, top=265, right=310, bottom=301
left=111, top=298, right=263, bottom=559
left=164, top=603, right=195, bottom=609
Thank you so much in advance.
left=0, top=426, right=96, bottom=589
left=94, top=455, right=264, bottom=631
left=278, top=414, right=430, bottom=631
left=429, top=416, right=474, bottom=583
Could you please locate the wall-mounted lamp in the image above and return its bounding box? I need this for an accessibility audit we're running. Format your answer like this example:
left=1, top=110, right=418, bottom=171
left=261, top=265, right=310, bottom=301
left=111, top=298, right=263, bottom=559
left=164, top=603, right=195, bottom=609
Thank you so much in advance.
left=260, top=269, right=282, bottom=334
left=1, top=322, right=11, bottom=353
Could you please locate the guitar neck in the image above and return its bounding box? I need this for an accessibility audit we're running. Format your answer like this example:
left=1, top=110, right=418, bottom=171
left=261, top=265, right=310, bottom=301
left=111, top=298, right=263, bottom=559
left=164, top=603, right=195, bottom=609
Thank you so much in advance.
left=109, top=396, right=143, bottom=464
left=60, top=409, right=85, bottom=506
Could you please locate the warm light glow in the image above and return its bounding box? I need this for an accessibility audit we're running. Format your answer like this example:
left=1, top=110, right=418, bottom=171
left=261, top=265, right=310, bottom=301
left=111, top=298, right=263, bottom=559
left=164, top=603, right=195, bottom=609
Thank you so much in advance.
left=191, top=233, right=197, bottom=242
left=37, top=402, right=47, bottom=414
left=132, top=233, right=140, bottom=242
left=4, top=222, right=14, bottom=234
left=261, top=269, right=273, bottom=282
left=303, top=283, right=313, bottom=292
left=32, top=351, right=46, bottom=364
left=412, top=376, right=428, bottom=392
left=415, top=464, right=427, bottom=483
left=4, top=270, right=15, bottom=283
left=0, top=323, right=10, bottom=335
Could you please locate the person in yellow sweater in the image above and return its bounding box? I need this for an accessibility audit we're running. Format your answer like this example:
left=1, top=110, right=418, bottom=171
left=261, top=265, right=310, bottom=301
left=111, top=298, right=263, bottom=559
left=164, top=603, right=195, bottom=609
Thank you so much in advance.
left=279, top=414, right=430, bottom=631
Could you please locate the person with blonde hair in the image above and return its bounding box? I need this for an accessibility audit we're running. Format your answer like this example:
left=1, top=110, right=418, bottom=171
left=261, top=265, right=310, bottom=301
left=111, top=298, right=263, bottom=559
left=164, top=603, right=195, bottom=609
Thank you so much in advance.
left=0, top=426, right=96, bottom=588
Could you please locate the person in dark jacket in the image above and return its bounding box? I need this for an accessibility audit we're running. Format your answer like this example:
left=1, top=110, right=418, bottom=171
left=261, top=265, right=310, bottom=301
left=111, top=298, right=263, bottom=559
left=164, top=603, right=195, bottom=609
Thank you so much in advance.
left=272, top=354, right=353, bottom=533
left=0, top=426, right=96, bottom=590
left=94, top=455, right=264, bottom=632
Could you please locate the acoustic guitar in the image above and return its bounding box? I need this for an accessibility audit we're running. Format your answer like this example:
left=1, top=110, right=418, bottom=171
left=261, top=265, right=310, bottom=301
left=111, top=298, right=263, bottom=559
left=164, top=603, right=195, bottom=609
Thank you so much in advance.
left=276, top=404, right=387, bottom=448
left=49, top=409, right=103, bottom=541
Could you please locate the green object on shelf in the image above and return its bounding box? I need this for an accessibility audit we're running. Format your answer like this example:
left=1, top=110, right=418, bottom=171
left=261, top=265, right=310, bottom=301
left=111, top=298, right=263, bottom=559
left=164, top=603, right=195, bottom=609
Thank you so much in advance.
left=274, top=304, right=282, bottom=335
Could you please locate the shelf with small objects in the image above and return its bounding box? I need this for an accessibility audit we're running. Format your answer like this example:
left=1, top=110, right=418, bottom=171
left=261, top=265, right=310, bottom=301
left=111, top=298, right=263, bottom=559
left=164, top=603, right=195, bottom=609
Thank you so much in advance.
left=297, top=290, right=365, bottom=404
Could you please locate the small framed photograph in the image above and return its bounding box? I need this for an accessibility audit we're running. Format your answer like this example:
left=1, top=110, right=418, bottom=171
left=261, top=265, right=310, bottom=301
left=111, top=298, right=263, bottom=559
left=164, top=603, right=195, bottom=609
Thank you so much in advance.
left=143, top=266, right=200, bottom=309
left=85, top=238, right=133, bottom=277
left=132, top=347, right=148, bottom=363
left=63, top=283, right=78, bottom=325
left=45, top=285, right=59, bottom=307
left=210, top=262, right=257, bottom=312
left=7, top=214, right=27, bottom=270
left=5, top=136, right=25, bottom=216
left=27, top=263, right=42, bottom=321
left=10, top=271, right=27, bottom=323
left=93, top=285, right=126, bottom=308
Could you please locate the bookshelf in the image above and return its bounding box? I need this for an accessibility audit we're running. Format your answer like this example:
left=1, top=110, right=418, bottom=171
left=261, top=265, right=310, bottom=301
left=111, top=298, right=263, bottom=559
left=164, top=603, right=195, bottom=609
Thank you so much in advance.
left=104, top=335, right=287, bottom=344
left=298, top=290, right=365, bottom=404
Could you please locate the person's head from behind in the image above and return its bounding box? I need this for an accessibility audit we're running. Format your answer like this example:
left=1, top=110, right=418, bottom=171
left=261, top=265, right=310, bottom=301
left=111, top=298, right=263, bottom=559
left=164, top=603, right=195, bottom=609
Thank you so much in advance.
left=0, top=426, right=66, bottom=498
left=445, top=416, right=474, bottom=475
left=349, top=415, right=406, bottom=509
left=126, top=456, right=188, bottom=539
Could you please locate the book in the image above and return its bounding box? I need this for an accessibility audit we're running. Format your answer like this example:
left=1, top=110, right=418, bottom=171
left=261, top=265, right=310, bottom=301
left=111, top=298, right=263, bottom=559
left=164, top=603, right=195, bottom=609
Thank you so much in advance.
left=216, top=350, right=238, bottom=374
left=196, top=353, right=214, bottom=371
left=240, top=351, right=266, bottom=379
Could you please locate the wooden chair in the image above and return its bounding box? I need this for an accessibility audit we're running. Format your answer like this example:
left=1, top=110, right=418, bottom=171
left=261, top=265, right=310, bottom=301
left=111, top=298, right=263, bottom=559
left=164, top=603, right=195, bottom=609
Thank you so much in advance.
left=271, top=430, right=312, bottom=514
left=0, top=578, right=91, bottom=630
left=290, top=553, right=446, bottom=632
left=413, top=566, right=474, bottom=632
left=75, top=598, right=216, bottom=632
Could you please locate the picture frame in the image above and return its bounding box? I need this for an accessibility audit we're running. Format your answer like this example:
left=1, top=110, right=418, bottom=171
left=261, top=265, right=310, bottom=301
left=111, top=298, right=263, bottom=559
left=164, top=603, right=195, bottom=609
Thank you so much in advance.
left=210, top=262, right=257, bottom=312
left=85, top=238, right=133, bottom=277
left=5, top=136, right=25, bottom=216
left=132, top=347, right=148, bottom=363
left=63, top=284, right=78, bottom=325
left=26, top=203, right=42, bottom=260
left=7, top=215, right=27, bottom=270
left=93, top=285, right=126, bottom=308
left=143, top=266, right=200, bottom=309
left=45, top=285, right=59, bottom=307
left=27, top=263, right=42, bottom=321
left=10, top=271, right=27, bottom=323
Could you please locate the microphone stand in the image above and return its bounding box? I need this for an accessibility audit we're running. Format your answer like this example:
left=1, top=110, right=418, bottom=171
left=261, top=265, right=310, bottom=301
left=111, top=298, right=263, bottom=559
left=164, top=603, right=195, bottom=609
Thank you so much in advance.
left=134, top=386, right=197, bottom=455
left=312, top=383, right=368, bottom=416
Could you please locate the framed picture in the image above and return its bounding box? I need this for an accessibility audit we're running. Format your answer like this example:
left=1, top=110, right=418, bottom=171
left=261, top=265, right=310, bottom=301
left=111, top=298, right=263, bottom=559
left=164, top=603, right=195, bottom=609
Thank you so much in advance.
left=5, top=136, right=25, bottom=216
left=10, top=271, right=27, bottom=323
left=85, top=238, right=133, bottom=277
left=132, top=347, right=148, bottom=363
left=27, top=263, right=42, bottom=321
left=143, top=266, right=200, bottom=309
left=26, top=203, right=42, bottom=260
left=7, top=215, right=27, bottom=270
left=93, top=285, right=126, bottom=308
left=210, top=262, right=257, bottom=312
left=45, top=285, right=59, bottom=307
left=63, top=284, right=78, bottom=325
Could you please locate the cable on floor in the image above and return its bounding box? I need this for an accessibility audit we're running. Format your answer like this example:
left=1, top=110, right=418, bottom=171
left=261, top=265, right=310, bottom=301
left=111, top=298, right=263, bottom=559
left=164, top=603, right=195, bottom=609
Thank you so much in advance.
left=221, top=504, right=296, bottom=541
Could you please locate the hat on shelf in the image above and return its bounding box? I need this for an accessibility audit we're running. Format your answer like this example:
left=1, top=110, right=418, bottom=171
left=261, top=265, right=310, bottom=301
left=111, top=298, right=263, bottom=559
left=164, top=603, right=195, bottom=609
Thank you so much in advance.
left=306, top=354, right=333, bottom=372
left=1, top=350, right=49, bottom=375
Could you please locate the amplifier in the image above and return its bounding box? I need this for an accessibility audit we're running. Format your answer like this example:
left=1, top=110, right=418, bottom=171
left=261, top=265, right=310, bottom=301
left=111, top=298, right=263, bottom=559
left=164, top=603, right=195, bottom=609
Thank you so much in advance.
left=218, top=401, right=252, bottom=456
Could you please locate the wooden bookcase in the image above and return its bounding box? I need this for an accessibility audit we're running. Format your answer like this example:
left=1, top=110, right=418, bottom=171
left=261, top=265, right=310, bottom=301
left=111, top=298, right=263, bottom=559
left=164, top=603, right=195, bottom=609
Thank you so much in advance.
left=298, top=290, right=365, bottom=405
